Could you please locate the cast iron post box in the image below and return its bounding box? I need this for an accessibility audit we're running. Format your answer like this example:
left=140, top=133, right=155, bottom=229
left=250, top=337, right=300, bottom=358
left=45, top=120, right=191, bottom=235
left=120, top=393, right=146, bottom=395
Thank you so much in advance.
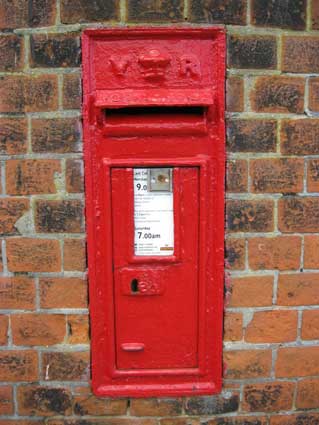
left=82, top=27, right=225, bottom=397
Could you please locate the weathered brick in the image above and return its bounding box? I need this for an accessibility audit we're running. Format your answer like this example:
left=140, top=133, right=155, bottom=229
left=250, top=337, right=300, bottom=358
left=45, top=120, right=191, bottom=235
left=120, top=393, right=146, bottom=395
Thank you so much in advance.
left=67, top=315, right=89, bottom=344
left=0, top=244, right=2, bottom=272
left=278, top=273, right=319, bottom=306
left=309, top=77, right=319, bottom=112
left=73, top=388, right=126, bottom=415
left=304, top=305, right=318, bottom=338
left=184, top=393, right=239, bottom=415
left=0, top=0, right=56, bottom=29
left=228, top=35, right=277, bottom=69
left=0, top=315, right=8, bottom=345
left=7, top=238, right=61, bottom=272
left=131, top=399, right=182, bottom=416
left=304, top=236, right=319, bottom=268
left=0, top=198, right=29, bottom=235
left=224, top=312, right=243, bottom=342
left=279, top=197, right=319, bottom=233
left=18, top=386, right=72, bottom=416
left=35, top=200, right=84, bottom=233
left=226, top=160, right=248, bottom=193
left=227, top=119, right=277, bottom=153
left=63, top=74, right=81, bottom=110
left=282, top=36, right=319, bottom=73
left=0, top=117, right=27, bottom=155
left=32, top=118, right=81, bottom=153
left=190, top=0, right=246, bottom=24
left=225, top=238, right=245, bottom=270
left=281, top=119, right=319, bottom=155
left=251, top=77, right=304, bottom=114
left=6, top=160, right=61, bottom=195
left=245, top=311, right=298, bottom=343
left=0, top=351, right=38, bottom=382
left=11, top=314, right=66, bottom=346
left=276, top=346, right=319, bottom=378
left=229, top=276, right=273, bottom=307
left=242, top=382, right=294, bottom=412
left=47, top=420, right=156, bottom=425
left=0, top=386, right=13, bottom=415
left=128, top=0, right=183, bottom=21
left=307, top=159, right=319, bottom=192
left=64, top=239, right=86, bottom=272
left=270, top=414, right=319, bottom=425
left=227, top=200, right=274, bottom=232
left=312, top=1, right=319, bottom=29
left=66, top=159, right=84, bottom=193
left=226, top=76, right=244, bottom=112
left=40, top=278, right=87, bottom=309
left=160, top=420, right=200, bottom=425
left=0, top=35, right=24, bottom=71
left=61, top=0, right=118, bottom=23
left=204, top=418, right=267, bottom=425
left=0, top=75, right=58, bottom=113
left=251, top=0, right=306, bottom=29
left=42, top=351, right=89, bottom=381
left=0, top=277, right=35, bottom=309
left=224, top=350, right=272, bottom=379
left=248, top=236, right=301, bottom=271
left=30, top=33, right=80, bottom=68
left=296, top=379, right=319, bottom=409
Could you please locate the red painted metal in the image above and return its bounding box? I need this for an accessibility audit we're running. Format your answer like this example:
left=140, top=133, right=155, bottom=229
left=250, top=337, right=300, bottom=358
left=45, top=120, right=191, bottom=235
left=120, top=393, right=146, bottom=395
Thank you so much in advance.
left=82, top=27, right=225, bottom=398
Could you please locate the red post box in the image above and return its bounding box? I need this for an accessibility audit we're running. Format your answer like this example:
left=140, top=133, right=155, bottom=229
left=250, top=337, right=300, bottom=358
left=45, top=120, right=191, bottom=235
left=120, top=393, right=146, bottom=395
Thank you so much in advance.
left=82, top=27, right=225, bottom=397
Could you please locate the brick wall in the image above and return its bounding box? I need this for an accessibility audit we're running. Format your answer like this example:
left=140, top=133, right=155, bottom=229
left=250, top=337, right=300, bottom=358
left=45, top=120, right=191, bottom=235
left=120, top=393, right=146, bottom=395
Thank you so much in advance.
left=0, top=0, right=318, bottom=424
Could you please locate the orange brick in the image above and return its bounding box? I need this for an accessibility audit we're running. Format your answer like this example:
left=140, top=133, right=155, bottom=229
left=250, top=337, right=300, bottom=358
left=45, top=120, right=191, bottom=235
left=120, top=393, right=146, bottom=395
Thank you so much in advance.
left=279, top=197, right=319, bottom=233
left=0, top=277, right=35, bottom=309
left=245, top=310, right=298, bottom=343
left=226, top=159, right=248, bottom=192
left=7, top=238, right=61, bottom=272
left=302, top=310, right=319, bottom=340
left=281, top=119, right=319, bottom=155
left=307, top=159, right=319, bottom=192
left=226, top=76, right=244, bottom=112
left=224, top=349, right=272, bottom=379
left=296, top=378, right=319, bottom=409
left=73, top=388, right=127, bottom=415
left=250, top=158, right=303, bottom=194
left=64, top=238, right=86, bottom=271
left=309, top=77, right=319, bottom=112
left=40, top=278, right=87, bottom=309
left=67, top=314, right=89, bottom=344
left=0, top=315, right=8, bottom=345
left=229, top=276, right=273, bottom=307
left=0, top=350, right=38, bottom=382
left=0, top=198, right=29, bottom=234
left=248, top=236, right=301, bottom=271
left=304, top=235, right=319, bottom=268
left=0, top=117, right=27, bottom=154
left=277, top=273, right=319, bottom=306
left=130, top=399, right=182, bottom=416
left=224, top=312, right=243, bottom=341
left=6, top=160, right=61, bottom=195
left=276, top=346, right=319, bottom=377
left=242, top=382, right=294, bottom=412
left=11, top=314, right=66, bottom=346
left=225, top=238, right=245, bottom=270
left=0, top=386, right=13, bottom=415
left=270, top=414, right=319, bottom=425
left=42, top=351, right=89, bottom=381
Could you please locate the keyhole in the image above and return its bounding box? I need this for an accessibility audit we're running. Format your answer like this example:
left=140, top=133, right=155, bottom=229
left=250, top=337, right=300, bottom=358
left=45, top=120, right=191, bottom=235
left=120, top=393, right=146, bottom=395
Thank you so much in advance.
left=131, top=278, right=139, bottom=293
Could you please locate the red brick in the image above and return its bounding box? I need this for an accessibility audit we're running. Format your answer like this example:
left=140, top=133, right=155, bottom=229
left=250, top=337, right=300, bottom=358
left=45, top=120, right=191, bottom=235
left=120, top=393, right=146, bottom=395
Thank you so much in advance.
left=61, top=0, right=118, bottom=23
left=302, top=310, right=319, bottom=340
left=11, top=314, right=66, bottom=346
left=270, top=414, right=319, bottom=425
left=0, top=421, right=44, bottom=425
left=309, top=77, right=319, bottom=112
left=184, top=394, right=239, bottom=415
left=190, top=0, right=246, bottom=24
left=296, top=379, right=319, bottom=409
left=18, top=385, right=72, bottom=416
left=64, top=239, right=86, bottom=271
left=0, top=0, right=56, bottom=29
left=0, top=277, right=35, bottom=309
left=0, top=386, right=13, bottom=415
left=250, top=158, right=303, bottom=194
left=202, top=418, right=267, bottom=425
left=73, top=388, right=126, bottom=415
left=282, top=36, right=319, bottom=73
left=42, top=351, right=89, bottom=381
left=242, top=382, right=294, bottom=412
left=224, top=312, right=243, bottom=341
left=227, top=200, right=274, bottom=232
left=63, top=73, right=81, bottom=109
left=245, top=310, right=298, bottom=343
left=304, top=235, right=319, bottom=268
left=229, top=276, right=273, bottom=307
left=224, top=349, right=272, bottom=379
left=6, top=160, right=61, bottom=195
left=160, top=420, right=200, bottom=425
left=7, top=238, right=61, bottom=272
left=225, top=238, right=245, bottom=270
left=67, top=315, right=89, bottom=344
left=226, top=76, right=244, bottom=112
left=226, top=160, right=248, bottom=192
left=248, top=236, right=301, bottom=271
left=131, top=399, right=182, bottom=416
left=0, top=75, right=58, bottom=113
left=0, top=35, right=24, bottom=71
left=66, top=159, right=84, bottom=193
left=307, top=159, right=319, bottom=192
left=281, top=119, right=319, bottom=155
left=0, top=117, right=27, bottom=154
left=0, top=350, right=38, bottom=382
left=312, top=1, right=319, bottom=29
left=279, top=197, right=319, bottom=233
left=251, top=77, right=304, bottom=114
left=40, top=278, right=87, bottom=309
left=276, top=346, right=319, bottom=377
left=47, top=420, right=156, bottom=425
left=0, top=315, right=8, bottom=345
left=35, top=200, right=84, bottom=233
left=0, top=244, right=2, bottom=272
left=0, top=198, right=29, bottom=235
left=278, top=273, right=319, bottom=306
left=128, top=0, right=183, bottom=21
left=251, top=0, right=306, bottom=29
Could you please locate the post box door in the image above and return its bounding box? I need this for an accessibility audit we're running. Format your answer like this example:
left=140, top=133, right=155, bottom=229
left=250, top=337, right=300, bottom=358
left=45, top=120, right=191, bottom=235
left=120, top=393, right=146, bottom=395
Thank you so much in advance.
left=111, top=166, right=199, bottom=370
